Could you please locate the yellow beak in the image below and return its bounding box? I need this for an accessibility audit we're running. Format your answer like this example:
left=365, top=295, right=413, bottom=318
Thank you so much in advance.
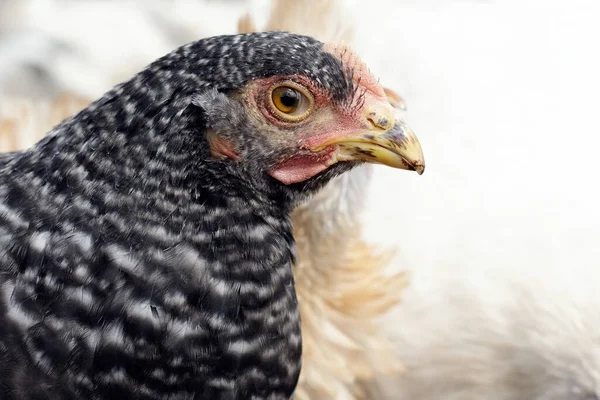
left=314, top=113, right=425, bottom=175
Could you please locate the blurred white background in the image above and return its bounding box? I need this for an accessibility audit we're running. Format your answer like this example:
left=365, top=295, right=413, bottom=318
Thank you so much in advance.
left=1, top=0, right=600, bottom=398
left=351, top=1, right=600, bottom=398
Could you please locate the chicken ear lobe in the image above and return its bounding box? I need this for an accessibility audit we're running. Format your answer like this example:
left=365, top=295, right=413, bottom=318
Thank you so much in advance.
left=191, top=90, right=245, bottom=161
left=205, top=130, right=240, bottom=160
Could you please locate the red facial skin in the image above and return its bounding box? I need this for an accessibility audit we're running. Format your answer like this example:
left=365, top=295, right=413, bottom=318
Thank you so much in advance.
left=246, top=74, right=360, bottom=185
left=208, top=43, right=393, bottom=185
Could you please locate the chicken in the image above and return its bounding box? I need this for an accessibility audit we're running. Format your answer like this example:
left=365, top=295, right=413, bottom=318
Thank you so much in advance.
left=0, top=32, right=424, bottom=398
left=0, top=1, right=411, bottom=398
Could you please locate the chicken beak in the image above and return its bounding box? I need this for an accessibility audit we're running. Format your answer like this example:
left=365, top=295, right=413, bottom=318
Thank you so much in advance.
left=314, top=110, right=425, bottom=175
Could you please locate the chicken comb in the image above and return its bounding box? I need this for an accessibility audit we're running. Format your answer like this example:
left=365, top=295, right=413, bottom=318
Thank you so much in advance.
left=324, top=42, right=387, bottom=101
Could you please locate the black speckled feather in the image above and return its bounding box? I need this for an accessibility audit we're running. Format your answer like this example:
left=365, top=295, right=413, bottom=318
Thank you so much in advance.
left=0, top=32, right=358, bottom=399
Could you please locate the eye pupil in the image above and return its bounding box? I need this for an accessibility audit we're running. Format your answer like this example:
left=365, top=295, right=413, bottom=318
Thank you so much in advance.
left=280, top=89, right=299, bottom=108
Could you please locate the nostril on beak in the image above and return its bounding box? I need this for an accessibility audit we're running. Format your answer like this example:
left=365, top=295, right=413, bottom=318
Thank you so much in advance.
left=366, top=112, right=393, bottom=130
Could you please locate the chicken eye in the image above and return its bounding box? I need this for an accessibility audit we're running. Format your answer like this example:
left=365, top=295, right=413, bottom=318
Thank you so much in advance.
left=269, top=83, right=313, bottom=121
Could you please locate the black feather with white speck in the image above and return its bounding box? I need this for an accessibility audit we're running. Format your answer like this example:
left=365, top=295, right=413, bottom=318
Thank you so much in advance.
left=0, top=32, right=358, bottom=399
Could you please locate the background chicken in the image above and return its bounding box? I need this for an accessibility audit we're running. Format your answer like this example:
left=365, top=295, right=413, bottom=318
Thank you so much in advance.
left=3, top=0, right=600, bottom=399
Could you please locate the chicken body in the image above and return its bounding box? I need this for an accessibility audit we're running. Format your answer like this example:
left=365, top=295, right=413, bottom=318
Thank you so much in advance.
left=0, top=143, right=300, bottom=399
left=0, top=32, right=422, bottom=399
